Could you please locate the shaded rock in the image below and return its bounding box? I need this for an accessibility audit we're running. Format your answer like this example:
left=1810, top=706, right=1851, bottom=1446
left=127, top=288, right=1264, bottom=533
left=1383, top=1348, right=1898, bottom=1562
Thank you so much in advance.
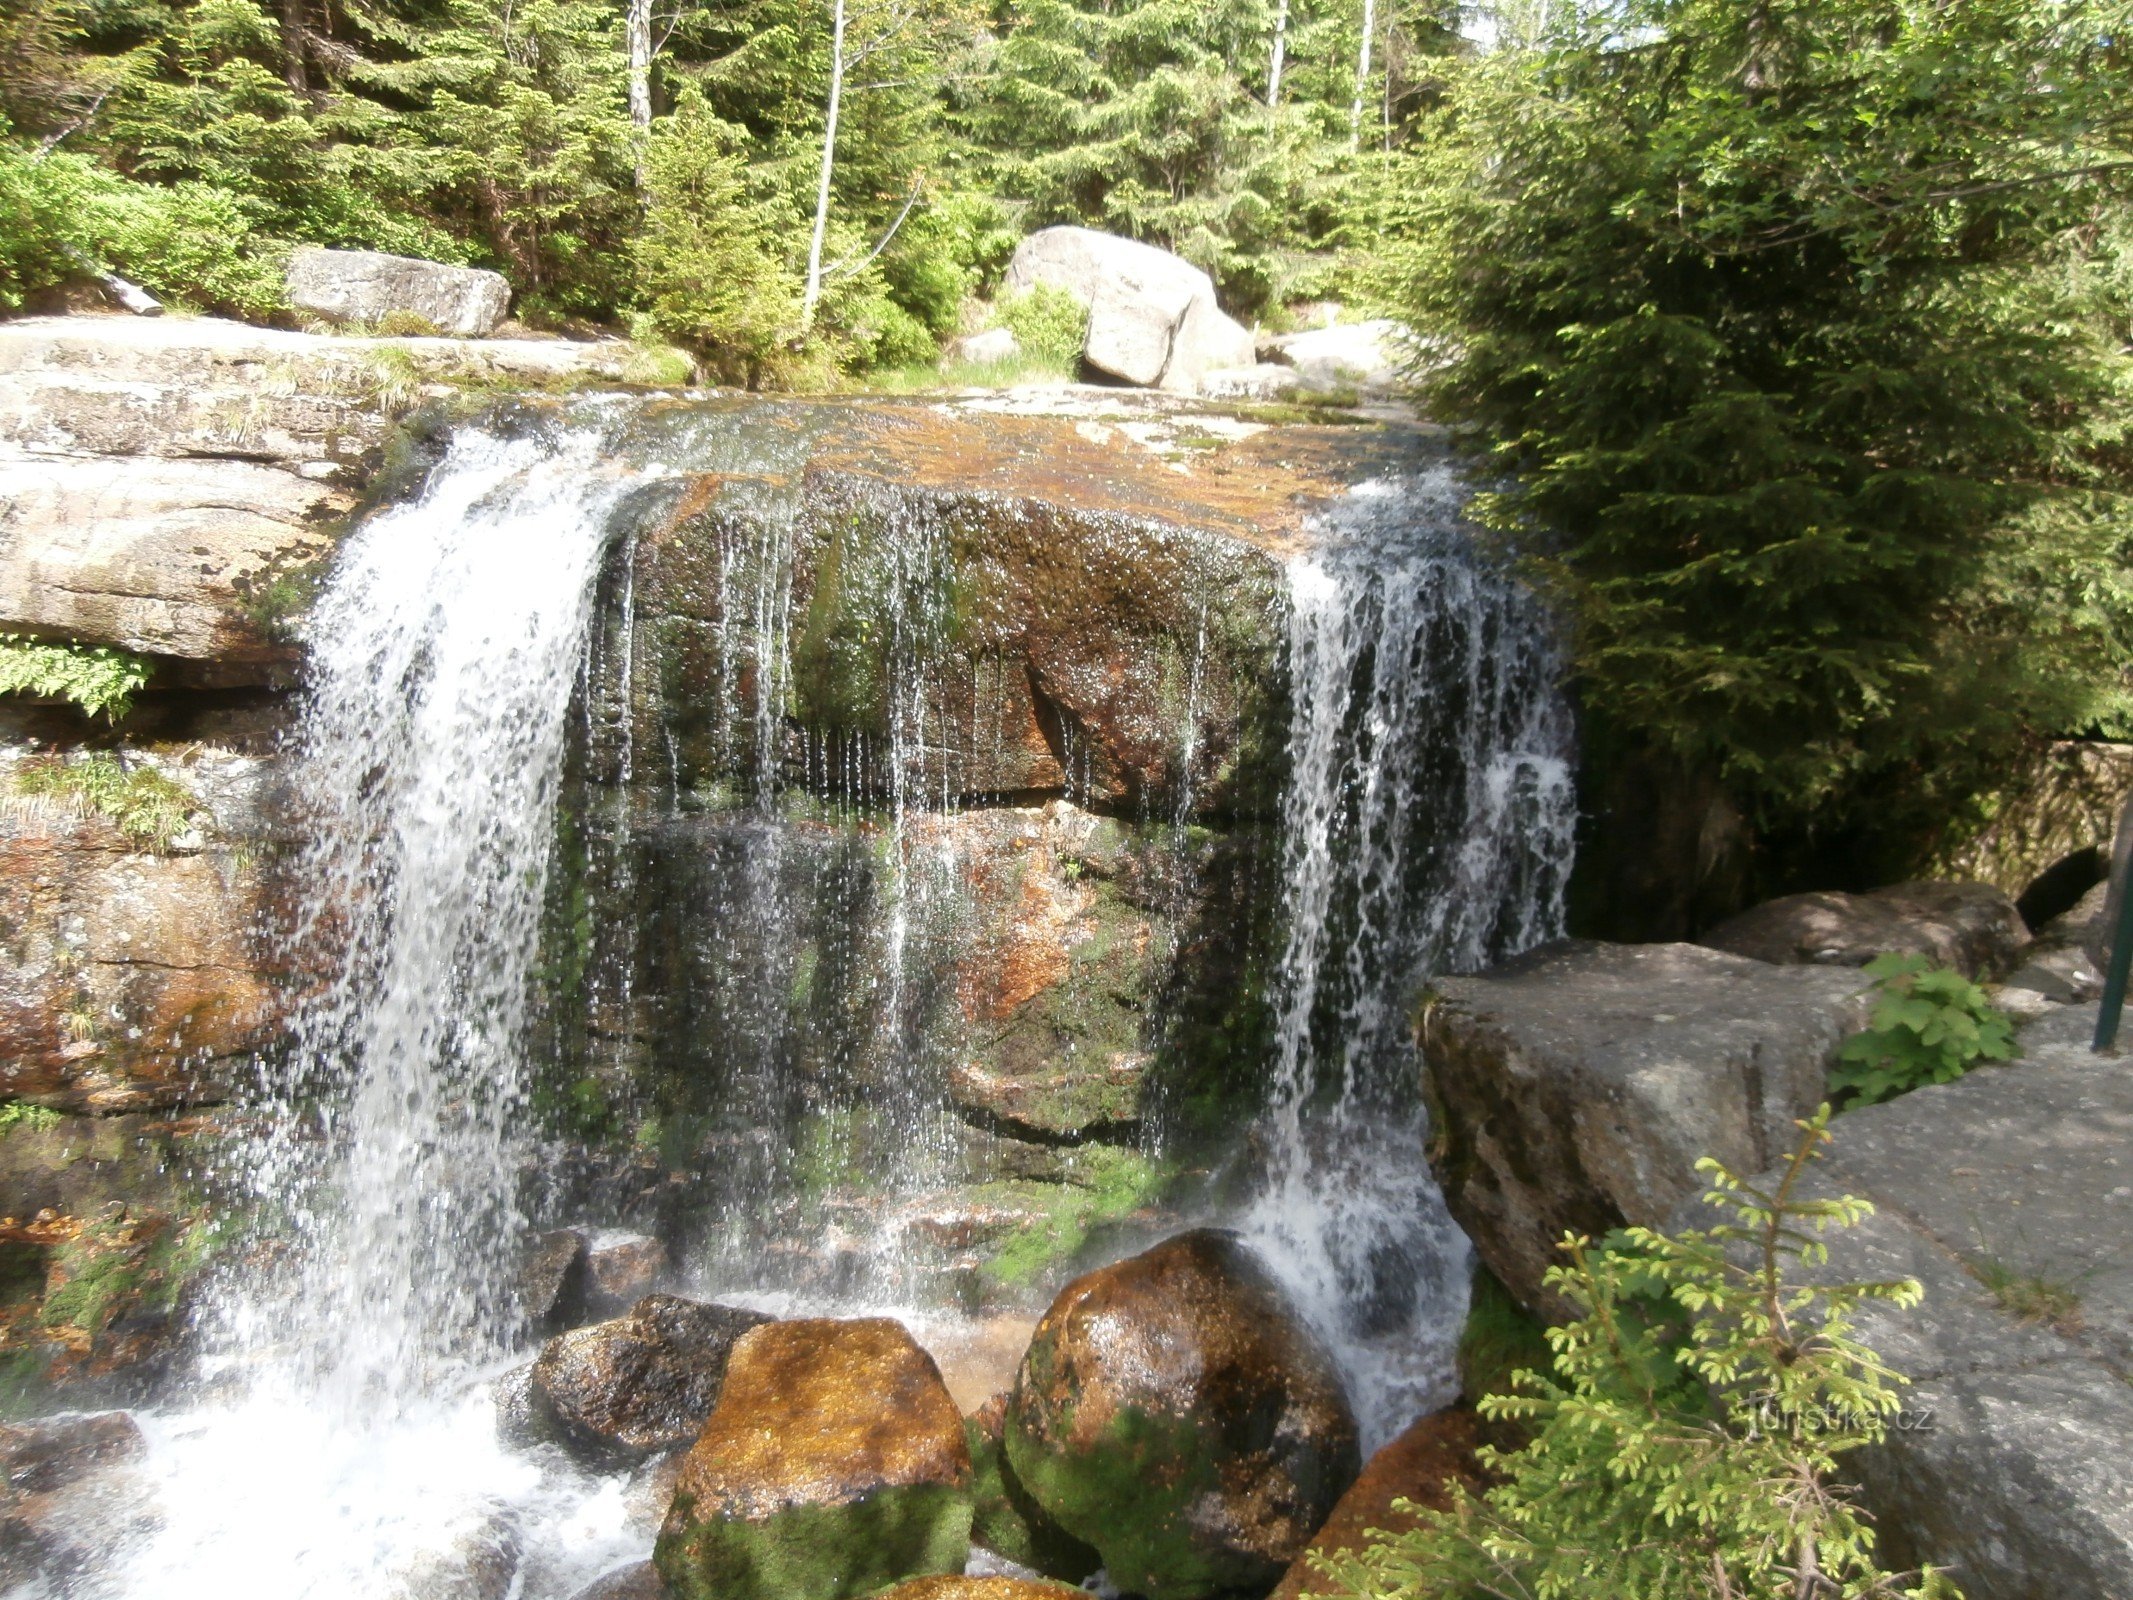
left=1004, top=1229, right=1360, bottom=1600
left=1266, top=1408, right=1488, bottom=1600
left=1000, top=228, right=1252, bottom=391
left=1422, top=940, right=1874, bottom=1316
left=876, top=1578, right=1085, bottom=1600
left=523, top=1227, right=589, bottom=1328
left=1265, top=321, right=1406, bottom=398
left=949, top=328, right=1021, bottom=367
left=583, top=1230, right=667, bottom=1317
left=0, top=1411, right=144, bottom=1493
left=2002, top=880, right=2108, bottom=1001
left=1699, top=880, right=2028, bottom=979
left=656, top=1317, right=974, bottom=1600
left=1672, top=1030, right=2133, bottom=1600
left=1934, top=738, right=2133, bottom=900
left=531, top=1293, right=772, bottom=1463
left=965, top=1393, right=1100, bottom=1582
left=286, top=246, right=512, bottom=337
left=569, top=1560, right=667, bottom=1600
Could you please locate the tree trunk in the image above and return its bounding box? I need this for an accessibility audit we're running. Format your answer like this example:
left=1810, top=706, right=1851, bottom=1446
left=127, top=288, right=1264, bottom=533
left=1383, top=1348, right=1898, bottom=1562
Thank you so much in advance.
left=801, top=0, right=847, bottom=332
left=627, top=0, right=653, bottom=131
left=1266, top=0, right=1290, bottom=107
left=1348, top=0, right=1376, bottom=148
left=279, top=0, right=311, bottom=93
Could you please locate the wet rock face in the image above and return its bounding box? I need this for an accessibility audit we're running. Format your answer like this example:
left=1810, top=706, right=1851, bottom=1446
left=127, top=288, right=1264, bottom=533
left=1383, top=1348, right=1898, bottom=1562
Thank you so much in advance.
left=529, top=1293, right=772, bottom=1463
left=1423, top=940, right=1876, bottom=1318
left=0, top=1410, right=150, bottom=1591
left=0, top=760, right=289, bottom=1114
left=1004, top=1229, right=1361, bottom=1600
left=582, top=1231, right=669, bottom=1318
left=1699, top=879, right=2029, bottom=979
left=656, top=1317, right=975, bottom=1600
left=1267, top=1408, right=1487, bottom=1600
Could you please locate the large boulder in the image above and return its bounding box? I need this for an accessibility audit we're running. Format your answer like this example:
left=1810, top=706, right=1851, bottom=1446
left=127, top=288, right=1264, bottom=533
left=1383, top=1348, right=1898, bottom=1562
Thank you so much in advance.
left=1673, top=1025, right=2133, bottom=1600
left=1265, top=321, right=1406, bottom=398
left=655, top=1317, right=975, bottom=1600
left=999, top=227, right=1253, bottom=391
left=285, top=246, right=512, bottom=337
left=530, top=1293, right=772, bottom=1463
left=1698, top=880, right=2028, bottom=979
left=1422, top=940, right=1875, bottom=1316
left=1003, top=1229, right=1360, bottom=1600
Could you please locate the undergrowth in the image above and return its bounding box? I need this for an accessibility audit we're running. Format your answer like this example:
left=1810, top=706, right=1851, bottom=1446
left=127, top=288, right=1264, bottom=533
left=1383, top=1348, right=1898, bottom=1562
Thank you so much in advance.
left=9, top=754, right=198, bottom=849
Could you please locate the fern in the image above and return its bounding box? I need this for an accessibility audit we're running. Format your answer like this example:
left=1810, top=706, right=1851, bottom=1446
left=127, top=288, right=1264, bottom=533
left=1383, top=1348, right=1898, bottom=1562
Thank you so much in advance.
left=0, top=635, right=151, bottom=723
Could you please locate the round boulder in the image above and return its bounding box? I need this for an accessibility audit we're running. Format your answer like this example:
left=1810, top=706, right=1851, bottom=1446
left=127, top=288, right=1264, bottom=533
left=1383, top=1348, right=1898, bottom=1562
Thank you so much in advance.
left=1003, top=1229, right=1361, bottom=1600
left=655, top=1317, right=974, bottom=1600
left=531, top=1293, right=773, bottom=1463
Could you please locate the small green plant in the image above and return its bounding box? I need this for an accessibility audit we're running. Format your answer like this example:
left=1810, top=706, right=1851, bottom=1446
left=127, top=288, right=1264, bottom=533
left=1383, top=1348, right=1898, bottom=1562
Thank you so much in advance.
left=0, top=635, right=151, bottom=723
left=993, top=284, right=1089, bottom=371
left=1831, top=953, right=2017, bottom=1108
left=0, top=1103, right=61, bottom=1137
left=1322, top=1108, right=1956, bottom=1600
left=1972, top=1255, right=2085, bottom=1336
left=375, top=309, right=442, bottom=338
left=9, top=754, right=198, bottom=850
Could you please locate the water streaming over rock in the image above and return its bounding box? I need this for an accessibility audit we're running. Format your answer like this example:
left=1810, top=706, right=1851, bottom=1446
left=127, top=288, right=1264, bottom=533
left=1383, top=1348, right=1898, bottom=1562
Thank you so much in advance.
left=1240, top=469, right=1577, bottom=1450
left=97, top=415, right=657, bottom=1600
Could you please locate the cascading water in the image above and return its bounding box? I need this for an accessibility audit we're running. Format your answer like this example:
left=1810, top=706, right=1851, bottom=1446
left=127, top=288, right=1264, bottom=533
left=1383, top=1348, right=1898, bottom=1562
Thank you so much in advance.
left=95, top=416, right=657, bottom=1600
left=1241, top=468, right=1577, bottom=1449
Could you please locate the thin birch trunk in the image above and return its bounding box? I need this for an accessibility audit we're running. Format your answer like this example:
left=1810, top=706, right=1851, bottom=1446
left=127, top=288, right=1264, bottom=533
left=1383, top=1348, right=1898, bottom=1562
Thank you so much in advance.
left=1267, top=0, right=1290, bottom=107
left=802, top=0, right=847, bottom=332
left=627, top=0, right=653, bottom=130
left=1348, top=0, right=1376, bottom=148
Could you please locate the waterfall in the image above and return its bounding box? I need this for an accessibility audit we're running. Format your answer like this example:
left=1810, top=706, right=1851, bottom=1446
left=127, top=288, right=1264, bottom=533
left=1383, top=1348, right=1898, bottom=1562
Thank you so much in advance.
left=104, top=415, right=655, bottom=1600
left=1240, top=468, right=1577, bottom=1450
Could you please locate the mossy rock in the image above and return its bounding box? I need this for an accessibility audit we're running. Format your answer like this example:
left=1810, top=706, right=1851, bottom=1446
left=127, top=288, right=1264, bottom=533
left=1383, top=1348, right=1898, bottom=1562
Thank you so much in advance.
left=655, top=1317, right=974, bottom=1600
left=964, top=1396, right=1100, bottom=1581
left=1003, top=1230, right=1360, bottom=1600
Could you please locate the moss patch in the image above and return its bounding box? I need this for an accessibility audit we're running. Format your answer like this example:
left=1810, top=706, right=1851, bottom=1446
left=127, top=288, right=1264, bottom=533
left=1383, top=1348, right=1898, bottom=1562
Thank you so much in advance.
left=8, top=754, right=198, bottom=849
left=1456, top=1264, right=1553, bottom=1408
left=654, top=1483, right=972, bottom=1600
left=966, top=1415, right=1100, bottom=1580
left=977, top=1147, right=1169, bottom=1294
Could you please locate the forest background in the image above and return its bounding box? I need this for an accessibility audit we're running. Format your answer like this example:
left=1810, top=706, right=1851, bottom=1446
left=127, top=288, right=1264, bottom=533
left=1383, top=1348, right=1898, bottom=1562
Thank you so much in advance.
left=6, top=0, right=2133, bottom=905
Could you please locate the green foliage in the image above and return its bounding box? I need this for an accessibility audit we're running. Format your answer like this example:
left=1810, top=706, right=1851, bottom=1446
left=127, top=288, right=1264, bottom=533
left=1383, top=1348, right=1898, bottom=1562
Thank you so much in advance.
left=1323, top=1108, right=1954, bottom=1600
left=635, top=93, right=803, bottom=383
left=0, top=1103, right=63, bottom=1137
left=1454, top=1264, right=1552, bottom=1408
left=10, top=753, right=199, bottom=850
left=0, top=634, right=150, bottom=723
left=1971, top=1253, right=2085, bottom=1336
left=1831, top=954, right=2017, bottom=1108
left=994, top=283, right=1088, bottom=369
left=1380, top=0, right=2133, bottom=860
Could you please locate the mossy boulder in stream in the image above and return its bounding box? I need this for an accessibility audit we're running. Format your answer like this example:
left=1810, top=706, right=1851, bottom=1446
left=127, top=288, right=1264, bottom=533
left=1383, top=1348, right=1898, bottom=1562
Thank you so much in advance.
left=1003, top=1230, right=1361, bottom=1600
left=964, top=1393, right=1100, bottom=1580
left=654, top=1317, right=974, bottom=1600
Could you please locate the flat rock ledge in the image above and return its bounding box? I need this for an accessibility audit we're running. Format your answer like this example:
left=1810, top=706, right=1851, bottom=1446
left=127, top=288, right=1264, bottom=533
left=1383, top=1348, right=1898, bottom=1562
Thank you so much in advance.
left=1677, top=1019, right=2133, bottom=1600
left=0, top=314, right=658, bottom=679
left=1422, top=940, right=1874, bottom=1318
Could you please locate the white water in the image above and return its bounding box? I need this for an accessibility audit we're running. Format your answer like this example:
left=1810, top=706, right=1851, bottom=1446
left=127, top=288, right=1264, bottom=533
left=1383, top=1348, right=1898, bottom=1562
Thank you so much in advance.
left=1241, top=470, right=1576, bottom=1451
left=84, top=420, right=655, bottom=1600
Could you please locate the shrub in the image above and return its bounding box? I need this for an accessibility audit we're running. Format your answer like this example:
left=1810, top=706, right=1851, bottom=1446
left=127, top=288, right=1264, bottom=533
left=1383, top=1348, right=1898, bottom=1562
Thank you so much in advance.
left=1831, top=954, right=2017, bottom=1108
left=634, top=93, right=803, bottom=385
left=993, top=283, right=1088, bottom=371
left=0, top=139, right=284, bottom=317
left=1322, top=1108, right=1956, bottom=1600
left=0, top=634, right=151, bottom=723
